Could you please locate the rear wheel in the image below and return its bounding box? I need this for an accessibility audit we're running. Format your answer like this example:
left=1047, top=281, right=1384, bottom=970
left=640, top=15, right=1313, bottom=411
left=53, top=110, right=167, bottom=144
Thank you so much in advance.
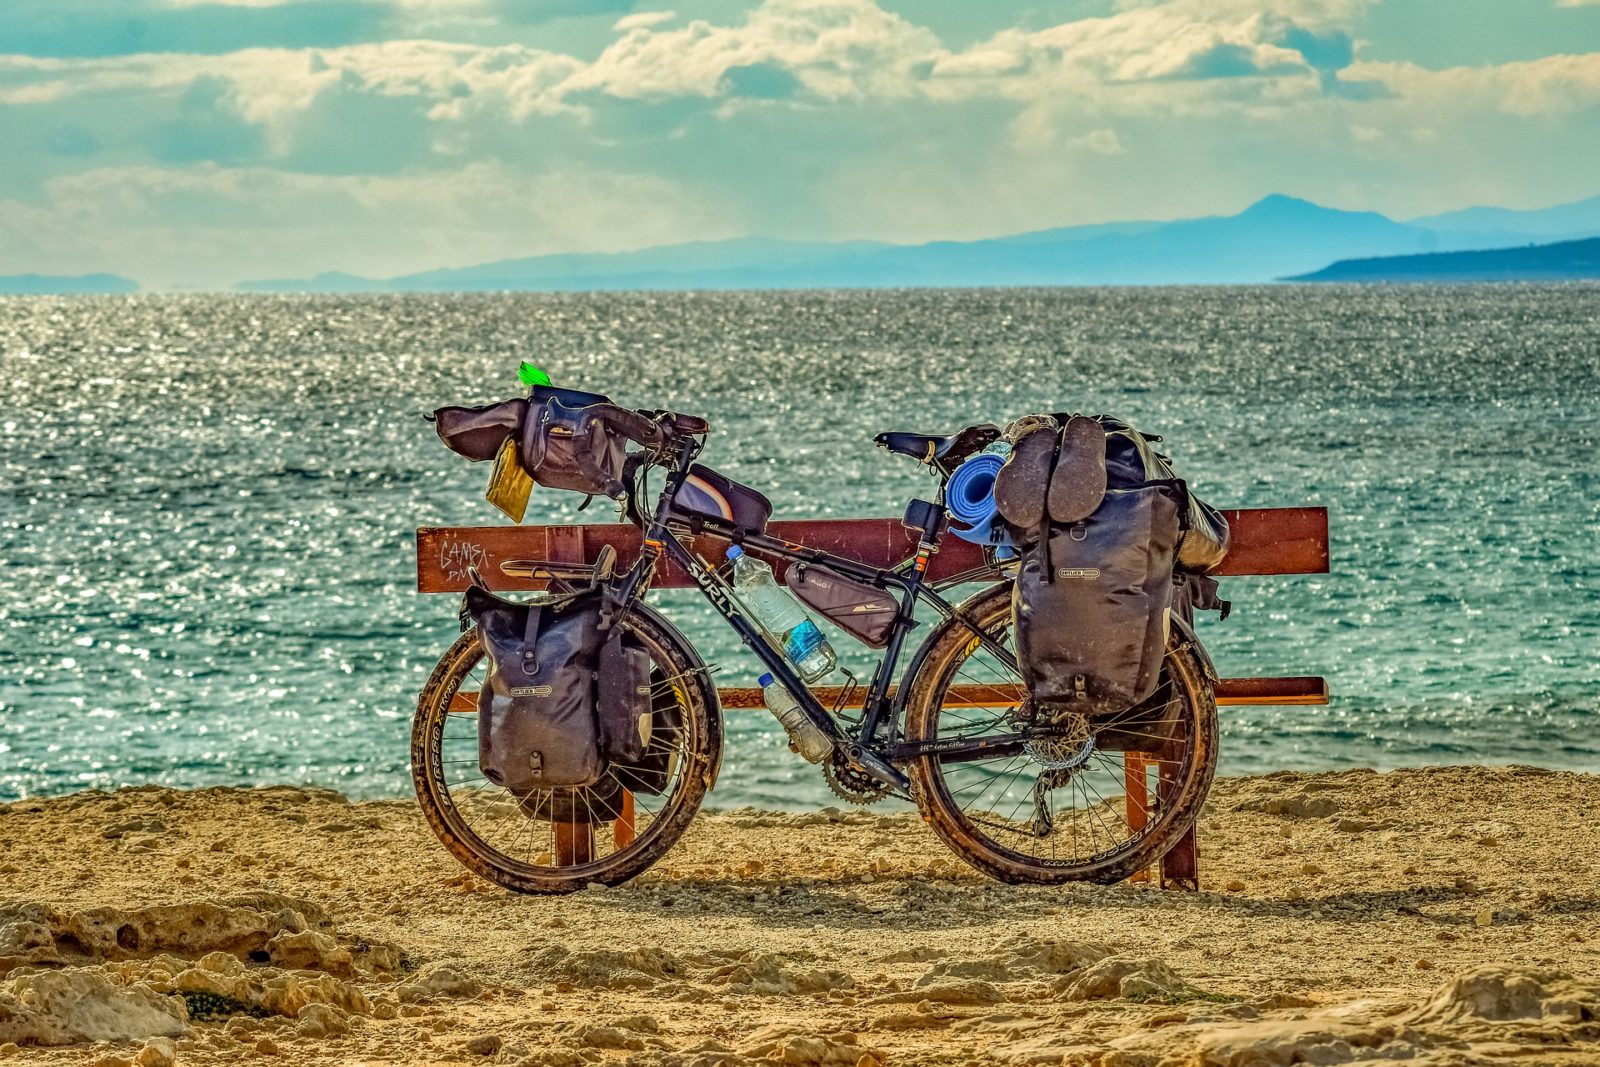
left=411, top=606, right=719, bottom=894
left=903, top=583, right=1217, bottom=884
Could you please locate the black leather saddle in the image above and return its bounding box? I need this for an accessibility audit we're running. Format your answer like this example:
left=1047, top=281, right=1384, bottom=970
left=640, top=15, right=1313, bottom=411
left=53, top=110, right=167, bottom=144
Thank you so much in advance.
left=874, top=424, right=1001, bottom=469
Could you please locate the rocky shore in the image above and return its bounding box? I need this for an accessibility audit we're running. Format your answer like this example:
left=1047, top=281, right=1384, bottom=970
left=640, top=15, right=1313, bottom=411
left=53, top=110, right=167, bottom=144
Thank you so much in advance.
left=2, top=765, right=1598, bottom=1066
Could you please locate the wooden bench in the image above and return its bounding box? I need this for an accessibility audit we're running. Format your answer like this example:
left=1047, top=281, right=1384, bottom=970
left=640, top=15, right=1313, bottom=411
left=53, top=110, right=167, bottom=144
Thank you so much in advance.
left=417, top=507, right=1329, bottom=887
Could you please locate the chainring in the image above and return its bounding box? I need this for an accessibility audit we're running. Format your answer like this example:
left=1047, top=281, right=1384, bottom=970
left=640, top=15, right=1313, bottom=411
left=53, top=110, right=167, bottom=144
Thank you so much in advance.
left=824, top=758, right=891, bottom=806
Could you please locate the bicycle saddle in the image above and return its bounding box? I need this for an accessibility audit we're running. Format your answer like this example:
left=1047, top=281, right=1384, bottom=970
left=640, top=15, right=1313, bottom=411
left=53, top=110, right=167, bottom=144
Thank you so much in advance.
left=875, top=424, right=1001, bottom=468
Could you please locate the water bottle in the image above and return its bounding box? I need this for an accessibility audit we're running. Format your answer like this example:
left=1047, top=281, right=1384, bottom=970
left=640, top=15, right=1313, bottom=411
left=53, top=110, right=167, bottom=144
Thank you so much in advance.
left=759, top=672, right=833, bottom=764
left=727, top=546, right=837, bottom=682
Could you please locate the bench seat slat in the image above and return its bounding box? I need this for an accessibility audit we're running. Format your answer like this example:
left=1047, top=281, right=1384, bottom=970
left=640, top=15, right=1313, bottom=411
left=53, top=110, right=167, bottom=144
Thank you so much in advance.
left=416, top=507, right=1328, bottom=594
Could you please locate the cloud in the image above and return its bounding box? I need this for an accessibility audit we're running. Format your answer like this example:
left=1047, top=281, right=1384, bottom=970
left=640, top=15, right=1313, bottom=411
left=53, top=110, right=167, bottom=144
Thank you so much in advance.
left=1, top=0, right=1599, bottom=286
left=614, top=11, right=676, bottom=31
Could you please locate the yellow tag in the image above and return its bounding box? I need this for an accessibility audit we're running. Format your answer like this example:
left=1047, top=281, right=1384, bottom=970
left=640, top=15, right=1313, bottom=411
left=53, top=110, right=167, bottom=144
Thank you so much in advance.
left=484, top=437, right=533, bottom=523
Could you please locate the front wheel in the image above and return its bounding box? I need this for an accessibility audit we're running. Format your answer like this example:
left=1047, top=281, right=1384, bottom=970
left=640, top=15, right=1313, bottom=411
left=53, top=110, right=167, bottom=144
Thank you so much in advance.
left=411, top=604, right=720, bottom=894
left=902, top=583, right=1217, bottom=885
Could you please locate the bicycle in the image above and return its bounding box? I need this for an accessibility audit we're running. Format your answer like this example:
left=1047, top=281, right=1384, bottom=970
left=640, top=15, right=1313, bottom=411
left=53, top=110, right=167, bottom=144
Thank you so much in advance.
left=412, top=403, right=1217, bottom=893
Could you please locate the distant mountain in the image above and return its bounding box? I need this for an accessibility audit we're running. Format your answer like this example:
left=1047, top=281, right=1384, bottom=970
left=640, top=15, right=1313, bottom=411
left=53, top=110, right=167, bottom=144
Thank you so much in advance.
left=1410, top=195, right=1600, bottom=238
left=0, top=273, right=137, bottom=295
left=1287, top=236, right=1600, bottom=282
left=241, top=193, right=1600, bottom=293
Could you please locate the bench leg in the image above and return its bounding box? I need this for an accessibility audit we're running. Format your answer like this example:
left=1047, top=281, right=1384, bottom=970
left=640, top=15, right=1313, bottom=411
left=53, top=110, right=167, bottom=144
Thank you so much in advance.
left=1124, top=753, right=1151, bottom=884
left=1158, top=758, right=1199, bottom=891
left=553, top=820, right=594, bottom=867
left=613, top=790, right=636, bottom=850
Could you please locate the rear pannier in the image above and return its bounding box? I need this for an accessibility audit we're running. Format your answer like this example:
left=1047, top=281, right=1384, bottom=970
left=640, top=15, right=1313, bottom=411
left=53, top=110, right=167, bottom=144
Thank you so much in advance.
left=785, top=563, right=900, bottom=648
left=668, top=463, right=773, bottom=534
left=1012, top=483, right=1183, bottom=717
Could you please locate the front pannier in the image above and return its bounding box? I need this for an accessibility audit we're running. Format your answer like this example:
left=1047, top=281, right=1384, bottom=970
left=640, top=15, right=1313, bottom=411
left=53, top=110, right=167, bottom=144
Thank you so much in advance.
left=1012, top=484, right=1182, bottom=717
left=668, top=464, right=773, bottom=534
left=785, top=563, right=900, bottom=648
left=466, top=584, right=606, bottom=792
left=597, top=631, right=650, bottom=764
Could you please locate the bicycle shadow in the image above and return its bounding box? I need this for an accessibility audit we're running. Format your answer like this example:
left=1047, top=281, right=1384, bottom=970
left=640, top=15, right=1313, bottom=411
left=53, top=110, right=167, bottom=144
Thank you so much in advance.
left=565, top=875, right=1600, bottom=933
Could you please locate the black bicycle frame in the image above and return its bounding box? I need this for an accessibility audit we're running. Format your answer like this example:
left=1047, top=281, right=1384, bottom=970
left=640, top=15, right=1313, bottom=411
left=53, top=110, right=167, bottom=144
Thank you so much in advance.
left=610, top=452, right=1028, bottom=793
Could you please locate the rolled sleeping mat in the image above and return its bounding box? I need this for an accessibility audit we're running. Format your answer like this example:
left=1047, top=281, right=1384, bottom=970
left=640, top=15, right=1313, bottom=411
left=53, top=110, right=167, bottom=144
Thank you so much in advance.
left=946, top=452, right=1013, bottom=548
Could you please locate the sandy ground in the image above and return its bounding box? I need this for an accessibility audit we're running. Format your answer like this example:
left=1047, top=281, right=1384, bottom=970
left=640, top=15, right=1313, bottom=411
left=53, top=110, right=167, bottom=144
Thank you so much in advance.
left=2, top=764, right=1598, bottom=1066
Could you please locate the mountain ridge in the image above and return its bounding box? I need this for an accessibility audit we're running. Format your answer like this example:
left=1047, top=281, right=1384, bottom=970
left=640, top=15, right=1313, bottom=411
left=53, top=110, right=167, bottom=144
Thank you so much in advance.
left=237, top=193, right=1600, bottom=293
left=1286, top=235, right=1600, bottom=282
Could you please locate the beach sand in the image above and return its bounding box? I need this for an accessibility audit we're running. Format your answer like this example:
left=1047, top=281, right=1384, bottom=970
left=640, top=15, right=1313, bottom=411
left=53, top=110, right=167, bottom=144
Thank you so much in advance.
left=2, top=764, right=1598, bottom=1066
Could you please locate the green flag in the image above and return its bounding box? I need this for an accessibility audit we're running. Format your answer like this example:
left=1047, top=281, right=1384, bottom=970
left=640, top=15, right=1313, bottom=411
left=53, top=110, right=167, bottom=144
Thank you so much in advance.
left=518, top=362, right=552, bottom=388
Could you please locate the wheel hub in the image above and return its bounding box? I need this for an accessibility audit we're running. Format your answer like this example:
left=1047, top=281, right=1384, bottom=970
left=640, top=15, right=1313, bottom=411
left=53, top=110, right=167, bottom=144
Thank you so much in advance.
left=1023, top=713, right=1095, bottom=771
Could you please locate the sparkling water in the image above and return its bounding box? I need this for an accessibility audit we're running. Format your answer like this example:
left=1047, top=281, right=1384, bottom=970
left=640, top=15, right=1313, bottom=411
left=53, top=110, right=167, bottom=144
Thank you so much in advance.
left=2, top=287, right=1597, bottom=809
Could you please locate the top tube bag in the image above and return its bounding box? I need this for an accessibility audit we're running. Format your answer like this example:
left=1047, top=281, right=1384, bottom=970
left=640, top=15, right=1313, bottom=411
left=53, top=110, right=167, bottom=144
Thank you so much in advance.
left=667, top=463, right=773, bottom=534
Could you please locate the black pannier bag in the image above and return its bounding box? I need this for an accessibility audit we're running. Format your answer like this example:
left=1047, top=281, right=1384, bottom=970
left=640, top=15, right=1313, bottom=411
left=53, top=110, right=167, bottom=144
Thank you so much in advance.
left=785, top=563, right=900, bottom=648
left=520, top=663, right=683, bottom=823
left=1093, top=416, right=1230, bottom=573
left=1012, top=483, right=1183, bottom=717
left=465, top=584, right=607, bottom=792
left=433, top=397, right=528, bottom=461
left=667, top=463, right=773, bottom=534
left=519, top=387, right=628, bottom=499
left=597, top=631, right=650, bottom=764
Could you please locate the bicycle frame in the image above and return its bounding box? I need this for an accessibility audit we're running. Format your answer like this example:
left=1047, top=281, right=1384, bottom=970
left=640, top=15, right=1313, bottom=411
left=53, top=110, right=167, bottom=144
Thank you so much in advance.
left=608, top=438, right=1025, bottom=795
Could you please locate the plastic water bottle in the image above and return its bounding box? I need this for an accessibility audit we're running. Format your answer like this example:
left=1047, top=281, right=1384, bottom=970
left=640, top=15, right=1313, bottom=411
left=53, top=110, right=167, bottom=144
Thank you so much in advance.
left=759, top=672, right=833, bottom=763
left=726, top=546, right=836, bottom=682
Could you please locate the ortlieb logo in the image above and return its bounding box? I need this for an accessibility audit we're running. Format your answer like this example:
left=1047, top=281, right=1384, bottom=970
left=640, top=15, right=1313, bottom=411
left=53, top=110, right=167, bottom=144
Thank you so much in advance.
left=510, top=684, right=554, bottom=697
left=1056, top=567, right=1101, bottom=580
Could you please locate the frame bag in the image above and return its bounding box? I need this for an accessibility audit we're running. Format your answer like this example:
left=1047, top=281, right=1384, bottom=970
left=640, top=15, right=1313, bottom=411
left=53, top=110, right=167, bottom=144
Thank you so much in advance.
left=785, top=563, right=900, bottom=648
left=1012, top=483, right=1183, bottom=717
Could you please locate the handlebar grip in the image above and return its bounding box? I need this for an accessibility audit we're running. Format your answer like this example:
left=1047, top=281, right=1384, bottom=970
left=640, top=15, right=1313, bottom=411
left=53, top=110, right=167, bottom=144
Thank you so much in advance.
left=583, top=403, right=666, bottom=449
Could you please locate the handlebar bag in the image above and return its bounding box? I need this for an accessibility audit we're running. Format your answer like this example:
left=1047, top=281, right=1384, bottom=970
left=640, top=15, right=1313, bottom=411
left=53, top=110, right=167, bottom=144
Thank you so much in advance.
left=519, top=387, right=628, bottom=498
left=433, top=398, right=529, bottom=462
left=1012, top=482, right=1182, bottom=718
left=667, top=463, right=773, bottom=534
left=466, top=584, right=605, bottom=792
left=785, top=563, right=900, bottom=648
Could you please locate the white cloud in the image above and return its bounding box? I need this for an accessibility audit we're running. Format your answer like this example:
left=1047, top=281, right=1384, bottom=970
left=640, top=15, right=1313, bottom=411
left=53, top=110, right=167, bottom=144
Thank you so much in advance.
left=613, top=11, right=677, bottom=31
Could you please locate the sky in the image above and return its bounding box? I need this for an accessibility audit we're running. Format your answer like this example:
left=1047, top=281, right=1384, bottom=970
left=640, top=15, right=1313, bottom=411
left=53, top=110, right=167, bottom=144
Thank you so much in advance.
left=1, top=0, right=1598, bottom=288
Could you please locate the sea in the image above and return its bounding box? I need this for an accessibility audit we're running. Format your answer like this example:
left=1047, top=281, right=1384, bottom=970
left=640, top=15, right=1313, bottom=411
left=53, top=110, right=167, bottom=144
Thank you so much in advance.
left=2, top=286, right=1597, bottom=809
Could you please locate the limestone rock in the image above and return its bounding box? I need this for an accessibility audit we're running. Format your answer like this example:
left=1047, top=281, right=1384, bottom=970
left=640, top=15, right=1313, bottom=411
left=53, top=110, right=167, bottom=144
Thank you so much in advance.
left=397, top=961, right=482, bottom=1003
left=266, top=929, right=353, bottom=976
left=1057, top=956, right=1198, bottom=1002
left=0, top=967, right=187, bottom=1046
left=134, top=1036, right=178, bottom=1067
left=524, top=945, right=688, bottom=991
